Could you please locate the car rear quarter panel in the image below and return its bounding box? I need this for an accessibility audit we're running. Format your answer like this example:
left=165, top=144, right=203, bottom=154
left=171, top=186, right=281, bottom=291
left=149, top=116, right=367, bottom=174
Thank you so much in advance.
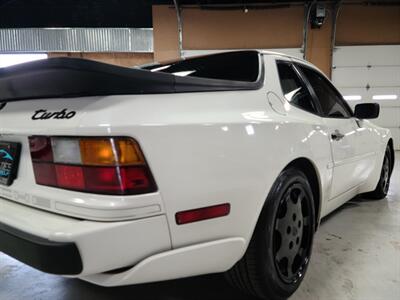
left=77, top=77, right=332, bottom=249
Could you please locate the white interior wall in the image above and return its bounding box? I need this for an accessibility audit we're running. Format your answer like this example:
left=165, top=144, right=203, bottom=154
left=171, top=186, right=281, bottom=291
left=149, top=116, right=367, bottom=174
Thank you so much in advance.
left=0, top=53, right=48, bottom=68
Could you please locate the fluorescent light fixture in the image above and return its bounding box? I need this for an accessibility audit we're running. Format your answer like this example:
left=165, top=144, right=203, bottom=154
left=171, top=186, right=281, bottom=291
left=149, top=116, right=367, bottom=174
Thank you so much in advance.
left=343, top=95, right=362, bottom=101
left=0, top=54, right=47, bottom=68
left=372, top=95, right=398, bottom=100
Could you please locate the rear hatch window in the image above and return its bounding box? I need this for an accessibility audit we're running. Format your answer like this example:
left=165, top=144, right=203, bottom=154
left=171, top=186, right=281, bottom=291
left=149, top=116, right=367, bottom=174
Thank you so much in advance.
left=143, top=51, right=261, bottom=83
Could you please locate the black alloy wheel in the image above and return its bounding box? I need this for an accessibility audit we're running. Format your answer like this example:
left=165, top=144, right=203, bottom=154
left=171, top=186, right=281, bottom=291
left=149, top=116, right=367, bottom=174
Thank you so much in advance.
left=381, top=151, right=391, bottom=195
left=365, top=146, right=392, bottom=200
left=273, top=183, right=313, bottom=284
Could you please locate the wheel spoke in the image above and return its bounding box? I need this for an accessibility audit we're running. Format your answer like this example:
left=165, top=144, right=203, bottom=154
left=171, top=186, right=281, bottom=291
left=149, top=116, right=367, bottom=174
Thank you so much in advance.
left=297, top=191, right=305, bottom=203
left=275, top=215, right=289, bottom=232
left=296, top=202, right=303, bottom=220
left=275, top=247, right=286, bottom=262
left=286, top=255, right=294, bottom=278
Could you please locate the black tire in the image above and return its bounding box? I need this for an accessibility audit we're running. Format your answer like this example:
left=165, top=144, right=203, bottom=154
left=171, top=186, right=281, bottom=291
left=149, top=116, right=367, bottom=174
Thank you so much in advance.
left=364, top=146, right=392, bottom=200
left=226, top=168, right=315, bottom=300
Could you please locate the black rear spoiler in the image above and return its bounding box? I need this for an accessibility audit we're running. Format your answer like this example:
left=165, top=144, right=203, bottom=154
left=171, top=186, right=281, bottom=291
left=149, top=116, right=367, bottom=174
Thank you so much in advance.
left=0, top=57, right=263, bottom=103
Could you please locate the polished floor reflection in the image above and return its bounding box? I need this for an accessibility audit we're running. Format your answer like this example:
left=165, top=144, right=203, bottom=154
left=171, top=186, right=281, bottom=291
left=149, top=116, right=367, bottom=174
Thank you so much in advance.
left=1, top=152, right=399, bottom=300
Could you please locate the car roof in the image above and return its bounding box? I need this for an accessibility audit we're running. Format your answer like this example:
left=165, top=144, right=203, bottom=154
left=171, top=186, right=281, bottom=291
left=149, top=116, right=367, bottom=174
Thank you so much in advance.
left=260, top=50, right=309, bottom=64
left=260, top=50, right=323, bottom=74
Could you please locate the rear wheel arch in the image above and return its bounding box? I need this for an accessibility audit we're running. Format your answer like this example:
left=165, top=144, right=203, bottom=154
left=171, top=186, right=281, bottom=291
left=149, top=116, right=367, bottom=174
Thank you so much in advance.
left=226, top=160, right=319, bottom=298
left=283, top=157, right=321, bottom=230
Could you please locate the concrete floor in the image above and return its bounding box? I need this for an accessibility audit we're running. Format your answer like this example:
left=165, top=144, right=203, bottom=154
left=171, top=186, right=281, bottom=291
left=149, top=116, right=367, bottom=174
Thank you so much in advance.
left=1, top=153, right=399, bottom=300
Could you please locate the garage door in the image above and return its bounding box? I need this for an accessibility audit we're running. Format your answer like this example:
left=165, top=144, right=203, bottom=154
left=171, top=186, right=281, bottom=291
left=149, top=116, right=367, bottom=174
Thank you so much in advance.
left=332, top=45, right=400, bottom=150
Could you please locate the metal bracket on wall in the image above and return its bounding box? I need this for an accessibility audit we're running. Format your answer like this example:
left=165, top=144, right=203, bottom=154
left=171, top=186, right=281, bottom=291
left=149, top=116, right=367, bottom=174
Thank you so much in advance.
left=173, top=0, right=184, bottom=58
left=302, top=1, right=315, bottom=60
left=330, top=1, right=342, bottom=78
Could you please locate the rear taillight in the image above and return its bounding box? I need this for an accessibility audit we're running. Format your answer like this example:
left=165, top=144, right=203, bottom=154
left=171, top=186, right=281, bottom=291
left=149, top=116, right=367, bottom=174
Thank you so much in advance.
left=29, top=136, right=157, bottom=195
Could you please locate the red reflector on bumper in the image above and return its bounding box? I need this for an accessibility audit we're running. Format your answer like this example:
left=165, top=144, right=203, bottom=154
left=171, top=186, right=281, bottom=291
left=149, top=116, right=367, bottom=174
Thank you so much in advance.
left=175, top=203, right=231, bottom=225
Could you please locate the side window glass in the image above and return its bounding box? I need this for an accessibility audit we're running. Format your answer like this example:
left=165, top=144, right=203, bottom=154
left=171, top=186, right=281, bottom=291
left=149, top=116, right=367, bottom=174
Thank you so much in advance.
left=298, top=65, right=351, bottom=118
left=276, top=61, right=317, bottom=115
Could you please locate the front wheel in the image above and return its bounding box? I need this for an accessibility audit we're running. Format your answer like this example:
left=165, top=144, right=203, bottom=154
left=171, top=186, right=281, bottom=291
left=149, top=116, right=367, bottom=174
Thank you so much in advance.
left=364, top=146, right=392, bottom=200
left=226, top=168, right=315, bottom=300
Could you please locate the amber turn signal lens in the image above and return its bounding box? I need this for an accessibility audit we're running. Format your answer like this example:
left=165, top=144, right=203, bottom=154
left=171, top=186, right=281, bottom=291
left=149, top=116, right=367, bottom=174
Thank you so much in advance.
left=80, top=138, right=144, bottom=166
left=116, top=139, right=145, bottom=165
left=80, top=139, right=115, bottom=165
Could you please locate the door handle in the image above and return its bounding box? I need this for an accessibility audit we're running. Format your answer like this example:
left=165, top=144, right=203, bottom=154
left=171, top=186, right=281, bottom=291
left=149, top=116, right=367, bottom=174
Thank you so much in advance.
left=331, top=130, right=345, bottom=141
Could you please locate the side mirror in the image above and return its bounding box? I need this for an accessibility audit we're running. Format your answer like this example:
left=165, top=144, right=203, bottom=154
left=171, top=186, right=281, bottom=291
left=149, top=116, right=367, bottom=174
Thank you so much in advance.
left=354, top=103, right=380, bottom=119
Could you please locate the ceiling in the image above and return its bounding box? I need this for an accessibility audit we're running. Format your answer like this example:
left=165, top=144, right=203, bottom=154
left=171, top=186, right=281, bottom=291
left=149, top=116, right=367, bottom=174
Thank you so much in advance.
left=0, top=0, right=399, bottom=28
left=0, top=0, right=153, bottom=28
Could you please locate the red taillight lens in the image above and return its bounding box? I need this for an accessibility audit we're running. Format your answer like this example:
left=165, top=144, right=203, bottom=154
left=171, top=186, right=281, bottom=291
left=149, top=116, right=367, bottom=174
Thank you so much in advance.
left=29, top=136, right=157, bottom=195
left=29, top=137, right=53, bottom=162
left=55, top=165, right=85, bottom=190
left=175, top=203, right=231, bottom=225
left=32, top=162, right=57, bottom=186
left=84, top=166, right=152, bottom=194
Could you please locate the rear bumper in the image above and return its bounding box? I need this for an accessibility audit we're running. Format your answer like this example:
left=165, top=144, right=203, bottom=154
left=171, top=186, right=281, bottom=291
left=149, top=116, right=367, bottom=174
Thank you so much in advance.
left=0, top=198, right=248, bottom=286
left=0, top=221, right=82, bottom=275
left=82, top=237, right=246, bottom=286
left=0, top=197, right=171, bottom=276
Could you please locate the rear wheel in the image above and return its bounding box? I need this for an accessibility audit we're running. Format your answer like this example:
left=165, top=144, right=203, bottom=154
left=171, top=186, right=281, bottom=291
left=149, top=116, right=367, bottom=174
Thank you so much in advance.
left=364, top=146, right=392, bottom=200
left=226, top=168, right=315, bottom=300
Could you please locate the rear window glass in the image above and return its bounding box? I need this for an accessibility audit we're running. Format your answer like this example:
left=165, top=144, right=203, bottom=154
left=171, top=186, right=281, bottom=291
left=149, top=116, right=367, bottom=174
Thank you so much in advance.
left=143, top=51, right=260, bottom=82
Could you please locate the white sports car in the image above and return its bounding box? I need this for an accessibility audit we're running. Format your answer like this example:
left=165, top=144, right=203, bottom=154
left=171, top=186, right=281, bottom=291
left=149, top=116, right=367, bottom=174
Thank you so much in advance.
left=0, top=51, right=394, bottom=299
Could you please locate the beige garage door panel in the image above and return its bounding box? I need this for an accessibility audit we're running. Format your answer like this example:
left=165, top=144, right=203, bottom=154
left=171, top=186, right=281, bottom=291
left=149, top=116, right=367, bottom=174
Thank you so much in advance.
left=333, top=46, right=400, bottom=150
left=372, top=107, right=400, bottom=128
left=333, top=67, right=400, bottom=88
left=333, top=45, right=400, bottom=67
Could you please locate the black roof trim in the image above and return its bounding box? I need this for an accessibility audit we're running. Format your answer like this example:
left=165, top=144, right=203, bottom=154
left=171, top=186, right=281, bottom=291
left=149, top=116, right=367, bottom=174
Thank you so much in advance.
left=0, top=52, right=264, bottom=103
